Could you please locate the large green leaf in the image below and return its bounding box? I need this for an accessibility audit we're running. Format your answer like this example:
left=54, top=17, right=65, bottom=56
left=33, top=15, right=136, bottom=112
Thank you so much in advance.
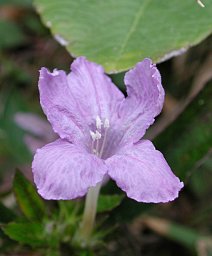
left=13, top=170, right=46, bottom=220
left=34, top=0, right=212, bottom=73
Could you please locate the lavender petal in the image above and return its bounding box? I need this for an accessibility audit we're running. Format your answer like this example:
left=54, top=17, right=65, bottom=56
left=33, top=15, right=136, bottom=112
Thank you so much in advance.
left=32, top=139, right=107, bottom=200
left=106, top=140, right=183, bottom=203
left=118, top=58, right=165, bottom=146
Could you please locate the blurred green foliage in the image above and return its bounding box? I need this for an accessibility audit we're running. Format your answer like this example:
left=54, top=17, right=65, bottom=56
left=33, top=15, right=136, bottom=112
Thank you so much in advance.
left=155, top=82, right=212, bottom=180
left=0, top=20, right=26, bottom=49
left=0, top=0, right=31, bottom=6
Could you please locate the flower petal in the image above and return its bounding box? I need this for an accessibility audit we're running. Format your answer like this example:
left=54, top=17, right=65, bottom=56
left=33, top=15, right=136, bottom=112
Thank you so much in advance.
left=67, top=57, right=124, bottom=124
left=118, top=58, right=164, bottom=145
left=39, top=57, right=124, bottom=144
left=106, top=140, right=183, bottom=203
left=32, top=139, right=107, bottom=200
left=39, top=67, right=86, bottom=144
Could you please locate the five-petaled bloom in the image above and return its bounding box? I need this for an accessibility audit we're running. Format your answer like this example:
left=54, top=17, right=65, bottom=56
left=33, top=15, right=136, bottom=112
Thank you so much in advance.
left=32, top=57, right=183, bottom=203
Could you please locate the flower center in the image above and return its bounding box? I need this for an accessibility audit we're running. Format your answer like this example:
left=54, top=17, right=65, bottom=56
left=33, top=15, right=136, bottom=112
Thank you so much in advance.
left=89, top=116, right=110, bottom=158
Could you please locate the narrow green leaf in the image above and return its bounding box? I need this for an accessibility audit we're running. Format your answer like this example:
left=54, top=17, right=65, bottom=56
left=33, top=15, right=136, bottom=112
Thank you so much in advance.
left=155, top=218, right=203, bottom=249
left=168, top=223, right=203, bottom=249
left=143, top=217, right=212, bottom=252
left=34, top=0, right=212, bottom=73
left=3, top=222, right=45, bottom=247
left=97, top=194, right=124, bottom=213
left=13, top=170, right=46, bottom=220
left=0, top=203, right=16, bottom=223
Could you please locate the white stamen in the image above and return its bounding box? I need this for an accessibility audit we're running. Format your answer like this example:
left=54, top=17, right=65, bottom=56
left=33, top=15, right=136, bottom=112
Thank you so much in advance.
left=90, top=131, right=96, bottom=141
left=95, top=130, right=102, bottom=140
left=90, top=130, right=102, bottom=141
left=90, top=118, right=110, bottom=157
left=104, top=118, right=110, bottom=128
left=96, top=116, right=102, bottom=130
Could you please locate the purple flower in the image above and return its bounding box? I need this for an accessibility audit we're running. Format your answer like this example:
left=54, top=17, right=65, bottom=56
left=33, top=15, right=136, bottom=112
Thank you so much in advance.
left=32, top=57, right=183, bottom=203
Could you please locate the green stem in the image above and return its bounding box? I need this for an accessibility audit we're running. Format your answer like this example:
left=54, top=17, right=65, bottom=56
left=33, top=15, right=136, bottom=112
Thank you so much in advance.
left=79, top=182, right=101, bottom=242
